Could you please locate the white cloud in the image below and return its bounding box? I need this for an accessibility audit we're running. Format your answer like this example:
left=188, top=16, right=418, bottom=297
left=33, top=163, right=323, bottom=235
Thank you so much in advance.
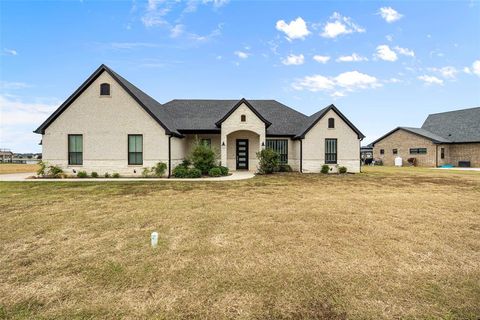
left=376, top=45, right=398, bottom=61
left=320, top=12, right=365, bottom=38
left=0, top=81, right=31, bottom=90
left=386, top=34, right=393, bottom=42
left=336, top=53, right=368, bottom=62
left=379, top=7, right=403, bottom=23
left=394, top=46, right=415, bottom=57
left=418, top=75, right=444, bottom=85
left=472, top=60, right=480, bottom=76
left=292, top=70, right=380, bottom=96
left=170, top=24, right=185, bottom=38
left=292, top=75, right=335, bottom=92
left=0, top=95, right=58, bottom=127
left=202, top=0, right=229, bottom=8
left=275, top=17, right=310, bottom=41
left=429, top=66, right=458, bottom=79
left=282, top=54, right=305, bottom=65
left=234, top=51, right=249, bottom=59
left=2, top=48, right=18, bottom=56
left=313, top=55, right=331, bottom=64
left=463, top=67, right=471, bottom=74
left=334, top=71, right=380, bottom=90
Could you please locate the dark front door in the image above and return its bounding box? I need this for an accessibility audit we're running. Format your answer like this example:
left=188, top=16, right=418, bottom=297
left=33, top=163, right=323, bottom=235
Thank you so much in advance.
left=236, top=139, right=249, bottom=170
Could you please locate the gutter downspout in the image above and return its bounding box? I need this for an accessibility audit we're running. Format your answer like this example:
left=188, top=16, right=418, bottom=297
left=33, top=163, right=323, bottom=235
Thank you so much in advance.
left=435, top=144, right=438, bottom=168
left=168, top=135, right=172, bottom=178
left=300, top=139, right=303, bottom=173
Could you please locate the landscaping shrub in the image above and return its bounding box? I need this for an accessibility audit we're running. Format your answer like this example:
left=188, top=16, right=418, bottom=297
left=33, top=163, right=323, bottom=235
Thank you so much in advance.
left=321, top=164, right=330, bottom=174
left=172, top=165, right=188, bottom=178
left=77, top=171, right=88, bottom=178
left=256, top=148, right=279, bottom=174
left=142, top=167, right=151, bottom=178
left=277, top=164, right=292, bottom=172
left=190, top=141, right=216, bottom=174
left=338, top=166, right=347, bottom=174
left=208, top=167, right=222, bottom=177
left=104, top=172, right=111, bottom=178
left=187, top=168, right=202, bottom=178
left=47, top=165, right=64, bottom=178
left=219, top=166, right=229, bottom=176
left=112, top=173, right=120, bottom=178
left=153, top=162, right=167, bottom=177
left=37, top=161, right=47, bottom=177
left=91, top=172, right=99, bottom=178
left=181, top=159, right=191, bottom=167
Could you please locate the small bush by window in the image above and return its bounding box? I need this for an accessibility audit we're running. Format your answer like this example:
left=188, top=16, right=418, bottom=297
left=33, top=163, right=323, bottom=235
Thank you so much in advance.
left=100, top=83, right=110, bottom=96
left=321, top=164, right=330, bottom=174
left=256, top=148, right=279, bottom=174
left=208, top=167, right=222, bottom=177
left=338, top=166, right=347, bottom=174
left=77, top=171, right=88, bottom=178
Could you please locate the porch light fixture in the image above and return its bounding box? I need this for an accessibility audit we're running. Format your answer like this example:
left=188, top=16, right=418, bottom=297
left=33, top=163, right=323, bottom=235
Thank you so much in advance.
left=261, top=142, right=265, bottom=147
left=222, top=141, right=225, bottom=146
left=134, top=169, right=136, bottom=174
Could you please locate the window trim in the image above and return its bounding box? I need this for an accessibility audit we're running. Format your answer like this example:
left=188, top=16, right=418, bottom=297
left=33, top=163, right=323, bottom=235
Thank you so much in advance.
left=100, top=83, right=111, bottom=96
left=266, top=139, right=288, bottom=165
left=328, top=117, right=335, bottom=129
left=325, top=138, right=337, bottom=164
left=68, top=134, right=83, bottom=166
left=128, top=134, right=143, bottom=165
left=409, top=148, right=427, bottom=155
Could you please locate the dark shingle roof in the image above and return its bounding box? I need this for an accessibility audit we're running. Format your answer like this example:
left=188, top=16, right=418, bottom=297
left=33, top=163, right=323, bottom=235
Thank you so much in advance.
left=371, top=126, right=451, bottom=146
left=35, top=65, right=364, bottom=139
left=162, top=99, right=310, bottom=136
left=421, top=107, right=480, bottom=143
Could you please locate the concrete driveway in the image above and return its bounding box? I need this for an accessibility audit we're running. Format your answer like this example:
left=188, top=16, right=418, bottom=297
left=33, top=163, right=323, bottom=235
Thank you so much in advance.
left=0, top=171, right=255, bottom=182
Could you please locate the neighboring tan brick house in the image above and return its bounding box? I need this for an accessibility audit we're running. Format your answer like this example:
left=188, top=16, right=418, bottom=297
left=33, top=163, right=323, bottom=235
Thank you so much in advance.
left=371, top=107, right=480, bottom=167
left=34, top=65, right=365, bottom=176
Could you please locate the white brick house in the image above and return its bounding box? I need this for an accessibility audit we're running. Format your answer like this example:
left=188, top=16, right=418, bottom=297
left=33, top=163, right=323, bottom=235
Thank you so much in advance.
left=35, top=65, right=365, bottom=176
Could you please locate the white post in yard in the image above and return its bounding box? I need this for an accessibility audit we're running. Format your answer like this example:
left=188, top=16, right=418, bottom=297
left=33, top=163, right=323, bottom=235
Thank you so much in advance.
left=151, top=232, right=158, bottom=248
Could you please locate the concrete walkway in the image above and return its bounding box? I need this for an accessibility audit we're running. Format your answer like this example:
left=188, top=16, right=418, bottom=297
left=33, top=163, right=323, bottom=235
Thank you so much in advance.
left=0, top=171, right=255, bottom=182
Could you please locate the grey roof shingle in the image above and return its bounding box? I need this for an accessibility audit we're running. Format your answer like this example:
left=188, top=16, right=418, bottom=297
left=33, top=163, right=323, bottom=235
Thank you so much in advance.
left=35, top=65, right=365, bottom=139
left=421, top=107, right=480, bottom=143
left=399, top=127, right=451, bottom=143
left=162, top=99, right=310, bottom=136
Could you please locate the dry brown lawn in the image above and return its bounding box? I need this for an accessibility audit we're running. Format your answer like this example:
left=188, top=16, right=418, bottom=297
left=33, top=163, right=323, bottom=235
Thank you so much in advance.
left=0, top=167, right=479, bottom=319
left=0, top=163, right=39, bottom=174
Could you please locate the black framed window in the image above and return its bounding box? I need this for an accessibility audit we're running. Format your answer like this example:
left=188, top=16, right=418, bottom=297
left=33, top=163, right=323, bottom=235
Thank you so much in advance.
left=100, top=83, right=110, bottom=96
left=441, top=147, right=445, bottom=159
left=393, top=149, right=398, bottom=155
left=325, top=138, right=337, bottom=164
left=201, top=138, right=211, bottom=148
left=328, top=117, right=335, bottom=128
left=266, top=139, right=288, bottom=164
left=241, top=114, right=246, bottom=122
left=380, top=149, right=384, bottom=155
left=410, top=148, right=427, bottom=154
left=68, top=134, right=83, bottom=165
left=128, top=135, right=143, bottom=165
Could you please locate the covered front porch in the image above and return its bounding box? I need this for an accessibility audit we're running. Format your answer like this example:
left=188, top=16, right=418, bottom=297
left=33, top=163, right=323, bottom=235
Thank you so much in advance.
left=221, top=130, right=263, bottom=171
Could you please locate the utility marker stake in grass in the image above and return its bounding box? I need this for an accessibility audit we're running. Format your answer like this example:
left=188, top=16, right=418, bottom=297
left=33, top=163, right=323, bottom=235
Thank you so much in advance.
left=151, top=232, right=158, bottom=248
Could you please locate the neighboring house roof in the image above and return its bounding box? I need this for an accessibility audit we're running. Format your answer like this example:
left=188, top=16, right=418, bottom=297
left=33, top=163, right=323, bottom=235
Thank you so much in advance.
left=371, top=107, right=480, bottom=146
left=34, top=65, right=364, bottom=140
left=371, top=126, right=451, bottom=146
left=421, top=107, right=480, bottom=143
left=294, top=104, right=365, bottom=139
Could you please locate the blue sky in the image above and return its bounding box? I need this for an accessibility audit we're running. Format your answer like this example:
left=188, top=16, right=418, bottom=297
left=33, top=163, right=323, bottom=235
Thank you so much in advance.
left=1, top=0, right=479, bottom=152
